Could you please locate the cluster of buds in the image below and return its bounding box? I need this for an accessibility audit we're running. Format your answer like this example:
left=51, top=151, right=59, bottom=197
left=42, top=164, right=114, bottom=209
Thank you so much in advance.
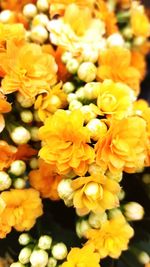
left=11, top=233, right=68, bottom=267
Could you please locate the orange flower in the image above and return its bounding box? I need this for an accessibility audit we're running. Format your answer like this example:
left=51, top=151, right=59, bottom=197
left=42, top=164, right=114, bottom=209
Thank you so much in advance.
left=0, top=0, right=36, bottom=11
left=1, top=41, right=58, bottom=99
left=0, top=92, right=11, bottom=132
left=131, top=4, right=150, bottom=37
left=95, top=116, right=148, bottom=174
left=141, top=108, right=150, bottom=166
left=14, top=144, right=37, bottom=161
left=97, top=47, right=141, bottom=94
left=97, top=80, right=135, bottom=119
left=29, top=159, right=62, bottom=201
left=71, top=174, right=120, bottom=216
left=131, top=50, right=147, bottom=80
left=61, top=244, right=100, bottom=267
left=0, top=141, right=15, bottom=171
left=0, top=188, right=43, bottom=238
left=39, top=109, right=95, bottom=176
left=85, top=214, right=134, bottom=258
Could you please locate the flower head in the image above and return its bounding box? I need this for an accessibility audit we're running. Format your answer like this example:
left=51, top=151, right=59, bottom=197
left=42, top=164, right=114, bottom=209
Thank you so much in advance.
left=0, top=0, right=36, bottom=11
left=39, top=109, right=95, bottom=176
left=131, top=3, right=150, bottom=37
left=0, top=141, right=15, bottom=171
left=85, top=214, right=134, bottom=258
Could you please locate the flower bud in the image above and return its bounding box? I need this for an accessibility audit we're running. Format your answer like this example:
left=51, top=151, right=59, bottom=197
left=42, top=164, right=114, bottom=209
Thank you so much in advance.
left=80, top=105, right=96, bottom=123
left=47, top=257, right=57, bottom=267
left=66, top=58, right=79, bottom=74
left=32, top=14, right=49, bottom=27
left=77, top=62, right=97, bottom=83
left=38, top=235, right=52, bottom=250
left=86, top=119, right=107, bottom=141
left=107, top=33, right=125, bottom=47
left=30, top=127, right=39, bottom=142
left=63, top=82, right=75, bottom=94
left=29, top=158, right=39, bottom=169
left=23, top=4, right=37, bottom=18
left=142, top=174, right=150, bottom=184
left=0, top=171, right=12, bottom=191
left=82, top=48, right=99, bottom=63
left=88, top=163, right=104, bottom=177
left=133, top=36, right=146, bottom=46
left=19, top=247, right=32, bottom=264
left=18, top=233, right=31, bottom=246
left=30, top=250, right=48, bottom=267
left=138, top=252, right=150, bottom=264
left=61, top=52, right=73, bottom=64
left=57, top=179, right=74, bottom=206
left=37, top=0, right=49, bottom=12
left=76, top=87, right=85, bottom=101
left=69, top=100, right=83, bottom=111
left=118, top=189, right=125, bottom=201
left=67, top=93, right=77, bottom=103
left=0, top=10, right=14, bottom=23
left=124, top=202, right=144, bottom=221
left=20, top=110, right=33, bottom=123
left=10, top=263, right=25, bottom=267
left=84, top=182, right=99, bottom=200
left=10, top=160, right=26, bottom=176
left=13, top=178, right=26, bottom=189
left=88, top=212, right=107, bottom=229
left=83, top=82, right=100, bottom=100
left=47, top=95, right=62, bottom=113
left=122, top=27, right=133, bottom=40
left=11, top=126, right=31, bottom=145
left=16, top=93, right=34, bottom=108
left=51, top=243, right=68, bottom=260
left=76, top=220, right=91, bottom=238
left=108, top=208, right=122, bottom=219
left=33, top=111, right=41, bottom=122
left=31, top=25, right=48, bottom=44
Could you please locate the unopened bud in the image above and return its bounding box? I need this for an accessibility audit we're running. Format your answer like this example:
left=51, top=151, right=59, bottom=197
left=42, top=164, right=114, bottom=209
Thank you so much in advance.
left=29, top=158, right=38, bottom=169
left=16, top=93, right=34, bottom=108
left=13, top=178, right=26, bottom=189
left=20, top=110, right=33, bottom=123
left=51, top=243, right=68, bottom=260
left=108, top=208, right=122, bottom=219
left=63, top=82, right=75, bottom=94
left=86, top=119, right=107, bottom=141
left=67, top=93, right=77, bottom=103
left=47, top=257, right=57, bottom=267
left=80, top=105, right=96, bottom=123
left=138, top=251, right=150, bottom=264
left=19, top=247, right=32, bottom=264
left=88, top=212, right=107, bottom=229
left=83, top=82, right=100, bottom=99
left=77, top=62, right=97, bottom=82
left=57, top=179, right=74, bottom=206
left=66, top=58, right=79, bottom=74
left=61, top=52, right=72, bottom=64
left=30, top=250, right=48, bottom=267
left=30, top=127, right=39, bottom=142
left=0, top=10, right=14, bottom=23
left=124, top=202, right=144, bottom=221
left=76, top=220, right=91, bottom=238
left=107, top=33, right=125, bottom=47
left=37, top=0, right=49, bottom=12
left=18, top=233, right=31, bottom=246
left=10, top=160, right=26, bottom=176
left=69, top=100, right=83, bottom=111
left=38, top=235, right=52, bottom=250
left=23, top=4, right=37, bottom=18
left=32, top=14, right=49, bottom=27
left=10, top=263, right=25, bottom=267
left=11, top=126, right=31, bottom=145
left=0, top=171, right=11, bottom=191
left=31, top=25, right=48, bottom=44
left=82, top=48, right=99, bottom=63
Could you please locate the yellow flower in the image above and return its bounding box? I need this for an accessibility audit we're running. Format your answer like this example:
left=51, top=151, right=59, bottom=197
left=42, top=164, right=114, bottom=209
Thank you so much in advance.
left=61, top=244, right=100, bottom=267
left=0, top=188, right=43, bottom=238
left=85, top=214, right=134, bottom=259
left=39, top=109, right=95, bottom=176
left=1, top=41, right=57, bottom=99
left=95, top=116, right=147, bottom=174
left=131, top=3, right=150, bottom=37
left=48, top=3, right=105, bottom=55
left=97, top=80, right=135, bottom=119
left=71, top=174, right=120, bottom=216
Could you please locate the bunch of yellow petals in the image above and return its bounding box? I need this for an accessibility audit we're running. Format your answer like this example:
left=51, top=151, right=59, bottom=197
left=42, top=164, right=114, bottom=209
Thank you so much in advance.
left=85, top=214, right=134, bottom=258
left=0, top=189, right=43, bottom=238
left=39, top=109, right=95, bottom=176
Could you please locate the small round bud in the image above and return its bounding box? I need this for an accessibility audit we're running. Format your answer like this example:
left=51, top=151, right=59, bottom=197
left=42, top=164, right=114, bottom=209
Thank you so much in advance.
left=33, top=110, right=41, bottom=122
left=67, top=93, right=77, bottom=103
left=108, top=208, right=122, bottom=219
left=63, top=82, right=75, bottom=94
left=30, top=250, right=48, bottom=267
left=19, top=247, right=32, bottom=264
left=69, top=100, right=83, bottom=111
left=32, top=14, right=49, bottom=27
left=29, top=158, right=38, bottom=169
left=0, top=10, right=14, bottom=23
left=18, top=233, right=31, bottom=246
left=37, top=0, right=49, bottom=12
left=11, top=127, right=31, bottom=145
left=30, top=127, right=39, bottom=142
left=83, top=82, right=100, bottom=100
left=38, top=235, right=52, bottom=250
left=30, top=25, right=48, bottom=44
left=86, top=119, right=107, bottom=141
left=51, top=243, right=68, bottom=260
left=61, top=52, right=72, bottom=64
left=0, top=171, right=11, bottom=191
left=47, top=95, right=62, bottom=113
left=76, top=220, right=91, bottom=238
left=16, top=93, right=34, bottom=108
left=23, top=4, right=37, bottom=19
left=10, top=263, right=25, bottom=267
left=124, top=202, right=144, bottom=221
left=20, top=110, right=33, bottom=123
left=142, top=174, right=150, bottom=184
left=122, top=27, right=133, bottom=40
left=13, top=178, right=26, bottom=189
left=47, top=257, right=57, bottom=267
left=88, top=212, right=107, bottom=229
left=80, top=105, right=96, bottom=123
left=82, top=48, right=99, bottom=63
left=10, top=160, right=26, bottom=176
left=77, top=62, right=97, bottom=83
left=138, top=251, right=150, bottom=264
left=76, top=87, right=85, bottom=101
left=66, top=59, right=79, bottom=74
left=118, top=189, right=125, bottom=201
left=57, top=179, right=74, bottom=206
left=88, top=163, right=104, bottom=177
left=133, top=36, right=146, bottom=46
left=84, top=182, right=99, bottom=200
left=107, top=33, right=125, bottom=47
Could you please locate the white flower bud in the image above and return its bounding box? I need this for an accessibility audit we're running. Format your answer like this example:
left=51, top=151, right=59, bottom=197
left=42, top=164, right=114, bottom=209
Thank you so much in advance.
left=47, top=257, right=57, bottom=267
left=11, top=126, right=31, bottom=145
left=30, top=127, right=39, bottom=142
left=76, top=220, right=91, bottom=238
left=38, top=235, right=52, bottom=250
left=83, top=82, right=100, bottom=100
left=30, top=250, right=48, bottom=267
left=57, top=179, right=73, bottom=200
left=23, top=4, right=37, bottom=18
left=20, top=110, right=33, bottom=123
left=10, top=263, right=25, bottom=267
left=76, top=87, right=85, bottom=101
left=37, top=0, right=49, bottom=12
left=10, top=160, right=26, bottom=176
left=0, top=10, right=14, bottom=23
left=18, top=233, right=31, bottom=246
left=29, top=158, right=39, bottom=170
left=107, top=33, right=125, bottom=47
left=108, top=208, right=123, bottom=219
left=88, top=212, right=107, bottom=229
left=51, top=243, right=68, bottom=260
left=69, top=100, right=83, bottom=111
left=124, top=202, right=144, bottom=221
left=77, top=62, right=97, bottom=83
left=63, top=82, right=75, bottom=94
left=16, top=93, right=34, bottom=108
left=118, top=189, right=125, bottom=201
left=0, top=171, right=11, bottom=191
left=61, top=52, right=72, bottom=64
left=138, top=251, right=150, bottom=264
left=30, top=25, right=48, bottom=44
left=33, top=111, right=41, bottom=122
left=67, top=93, right=77, bottom=103
left=82, top=48, right=99, bottom=63
left=122, top=27, right=133, bottom=40
left=133, top=36, right=146, bottom=46
left=86, top=119, right=107, bottom=141
left=19, top=247, right=32, bottom=264
left=66, top=59, right=79, bottom=74
left=13, top=178, right=26, bottom=189
left=32, top=14, right=49, bottom=27
left=80, top=105, right=96, bottom=123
